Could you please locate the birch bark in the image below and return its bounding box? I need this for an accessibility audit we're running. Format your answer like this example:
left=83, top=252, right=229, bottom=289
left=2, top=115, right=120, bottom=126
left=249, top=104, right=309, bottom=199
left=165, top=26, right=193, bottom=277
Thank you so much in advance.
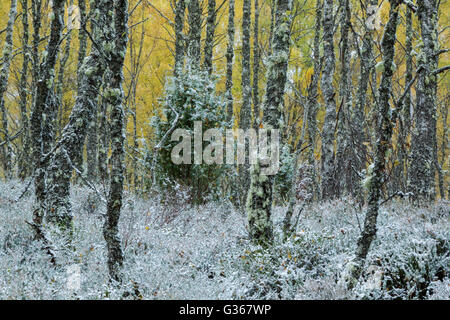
left=0, top=0, right=18, bottom=179
left=320, top=0, right=337, bottom=199
left=246, top=0, right=292, bottom=245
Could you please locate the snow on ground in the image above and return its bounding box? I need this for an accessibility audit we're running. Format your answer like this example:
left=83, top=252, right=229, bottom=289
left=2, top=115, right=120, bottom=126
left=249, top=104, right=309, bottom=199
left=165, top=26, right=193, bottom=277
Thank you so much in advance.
left=0, top=180, right=448, bottom=300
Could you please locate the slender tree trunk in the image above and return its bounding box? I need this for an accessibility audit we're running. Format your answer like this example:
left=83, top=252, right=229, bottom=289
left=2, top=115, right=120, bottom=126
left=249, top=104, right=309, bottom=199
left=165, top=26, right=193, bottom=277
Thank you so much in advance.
left=438, top=97, right=448, bottom=199
left=246, top=0, right=292, bottom=245
left=320, top=0, right=337, bottom=199
left=72, top=0, right=88, bottom=178
left=98, top=73, right=111, bottom=184
left=0, top=0, right=17, bottom=179
left=128, top=20, right=145, bottom=192
left=174, top=0, right=186, bottom=77
left=187, top=0, right=202, bottom=67
left=252, top=0, right=260, bottom=128
left=84, top=0, right=100, bottom=181
left=86, top=107, right=98, bottom=179
left=335, top=0, right=352, bottom=196
left=56, top=0, right=73, bottom=138
left=239, top=0, right=252, bottom=206
left=352, top=0, right=377, bottom=200
left=77, top=0, right=87, bottom=84
left=204, top=0, right=216, bottom=75
left=225, top=0, right=235, bottom=121
left=283, top=102, right=309, bottom=238
left=396, top=6, right=413, bottom=193
left=18, top=0, right=31, bottom=180
left=45, top=0, right=114, bottom=230
left=30, top=0, right=65, bottom=228
left=268, top=0, right=276, bottom=55
left=434, top=126, right=444, bottom=199
left=132, top=96, right=138, bottom=190
left=31, top=0, right=42, bottom=98
left=86, top=2, right=99, bottom=183
left=306, top=0, right=322, bottom=201
left=409, top=0, right=438, bottom=202
left=348, top=0, right=402, bottom=285
left=240, top=0, right=252, bottom=131
left=103, top=0, right=128, bottom=283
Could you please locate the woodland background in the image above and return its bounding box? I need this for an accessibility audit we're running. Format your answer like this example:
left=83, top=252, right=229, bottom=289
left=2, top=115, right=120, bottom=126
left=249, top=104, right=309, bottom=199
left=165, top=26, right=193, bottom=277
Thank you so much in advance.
left=0, top=0, right=448, bottom=300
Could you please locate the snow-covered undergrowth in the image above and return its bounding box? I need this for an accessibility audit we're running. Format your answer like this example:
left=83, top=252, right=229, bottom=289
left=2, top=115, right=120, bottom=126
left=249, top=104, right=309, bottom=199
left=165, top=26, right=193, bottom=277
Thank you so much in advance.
left=0, top=180, right=448, bottom=300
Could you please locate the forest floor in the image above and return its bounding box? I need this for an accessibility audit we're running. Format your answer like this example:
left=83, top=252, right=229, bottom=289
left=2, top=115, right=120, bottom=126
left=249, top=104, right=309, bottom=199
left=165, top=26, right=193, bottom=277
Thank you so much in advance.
left=0, top=180, right=448, bottom=300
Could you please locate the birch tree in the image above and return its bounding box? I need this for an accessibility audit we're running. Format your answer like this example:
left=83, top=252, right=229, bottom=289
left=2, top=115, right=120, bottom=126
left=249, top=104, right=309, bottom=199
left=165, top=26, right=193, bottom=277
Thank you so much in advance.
left=306, top=0, right=322, bottom=201
left=409, top=0, right=439, bottom=202
left=83, top=0, right=97, bottom=182
left=351, top=0, right=378, bottom=200
left=77, top=0, right=88, bottom=84
left=240, top=0, right=252, bottom=131
left=30, top=0, right=65, bottom=227
left=85, top=111, right=99, bottom=179
left=320, top=0, right=337, bottom=199
left=226, top=0, right=235, bottom=121
left=45, top=0, right=114, bottom=230
left=72, top=0, right=89, bottom=180
left=187, top=0, right=202, bottom=67
left=395, top=6, right=413, bottom=193
left=103, top=0, right=129, bottom=283
left=252, top=0, right=261, bottom=127
left=98, top=73, right=111, bottom=184
left=246, top=0, right=292, bottom=245
left=30, top=0, right=42, bottom=95
left=56, top=0, right=74, bottom=138
left=204, top=0, right=216, bottom=75
left=18, top=0, right=31, bottom=180
left=174, top=0, right=186, bottom=77
left=0, top=0, right=17, bottom=179
left=335, top=0, right=352, bottom=196
left=127, top=13, right=147, bottom=191
left=346, top=0, right=403, bottom=285
left=239, top=0, right=252, bottom=205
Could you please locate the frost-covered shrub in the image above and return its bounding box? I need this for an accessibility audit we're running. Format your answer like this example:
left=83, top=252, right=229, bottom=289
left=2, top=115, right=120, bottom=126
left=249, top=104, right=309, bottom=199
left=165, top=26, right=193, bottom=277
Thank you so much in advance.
left=0, top=181, right=447, bottom=300
left=376, top=236, right=447, bottom=299
left=150, top=69, right=229, bottom=204
left=427, top=278, right=450, bottom=300
left=220, top=201, right=449, bottom=300
left=357, top=204, right=449, bottom=300
left=220, top=203, right=357, bottom=299
left=79, top=190, right=102, bottom=216
left=222, top=234, right=334, bottom=299
left=295, top=163, right=314, bottom=202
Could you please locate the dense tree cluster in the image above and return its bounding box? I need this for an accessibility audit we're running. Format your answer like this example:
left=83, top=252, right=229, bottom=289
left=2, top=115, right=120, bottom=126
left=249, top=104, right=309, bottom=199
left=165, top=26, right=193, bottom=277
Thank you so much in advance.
left=0, top=0, right=448, bottom=292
